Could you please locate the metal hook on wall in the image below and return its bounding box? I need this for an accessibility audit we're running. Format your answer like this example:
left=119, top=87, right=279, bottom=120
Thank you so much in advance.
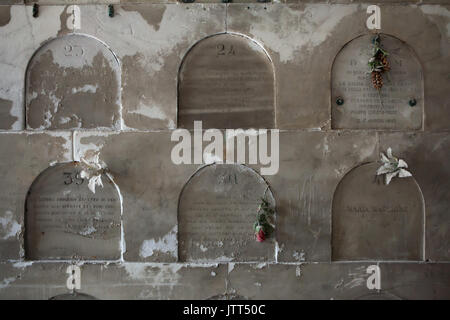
left=108, top=4, right=114, bottom=18
left=32, top=3, right=39, bottom=18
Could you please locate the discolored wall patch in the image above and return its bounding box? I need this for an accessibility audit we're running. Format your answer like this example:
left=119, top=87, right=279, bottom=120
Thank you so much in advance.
left=0, top=98, right=17, bottom=129
left=0, top=6, right=11, bottom=28
left=122, top=5, right=166, bottom=32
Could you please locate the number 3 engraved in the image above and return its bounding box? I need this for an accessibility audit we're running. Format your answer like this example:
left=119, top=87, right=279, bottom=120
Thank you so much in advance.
left=63, top=172, right=84, bottom=185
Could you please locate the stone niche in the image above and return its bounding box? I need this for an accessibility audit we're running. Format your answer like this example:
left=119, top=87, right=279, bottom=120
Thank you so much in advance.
left=178, top=164, right=275, bottom=262
left=178, top=33, right=275, bottom=129
left=332, top=163, right=424, bottom=261
left=26, top=34, right=121, bottom=130
left=331, top=34, right=423, bottom=130
left=25, top=162, right=121, bottom=260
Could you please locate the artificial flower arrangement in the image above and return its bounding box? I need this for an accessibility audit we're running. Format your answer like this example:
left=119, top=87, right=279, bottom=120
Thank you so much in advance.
left=376, top=147, right=412, bottom=185
left=253, top=193, right=275, bottom=242
left=368, top=34, right=390, bottom=90
left=79, top=154, right=109, bottom=194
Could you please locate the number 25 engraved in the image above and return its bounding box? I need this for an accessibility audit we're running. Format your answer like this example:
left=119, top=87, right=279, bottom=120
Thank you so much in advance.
left=217, top=44, right=235, bottom=56
left=64, top=44, right=84, bottom=57
left=63, top=171, right=84, bottom=185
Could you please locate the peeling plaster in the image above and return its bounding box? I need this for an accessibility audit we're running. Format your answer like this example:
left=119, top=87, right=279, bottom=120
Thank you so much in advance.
left=12, top=261, right=34, bottom=269
left=0, top=5, right=63, bottom=130
left=31, top=131, right=73, bottom=161
left=243, top=5, right=358, bottom=63
left=128, top=103, right=168, bottom=121
left=0, top=210, right=21, bottom=240
left=123, top=263, right=184, bottom=284
left=0, top=277, right=16, bottom=290
left=122, top=5, right=167, bottom=33
left=84, top=5, right=222, bottom=72
left=253, top=262, right=267, bottom=269
left=139, top=225, right=177, bottom=259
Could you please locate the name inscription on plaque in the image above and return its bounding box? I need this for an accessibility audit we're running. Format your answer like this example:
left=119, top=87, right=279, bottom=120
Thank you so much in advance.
left=178, top=164, right=275, bottom=262
left=26, top=162, right=121, bottom=260
left=331, top=34, right=423, bottom=130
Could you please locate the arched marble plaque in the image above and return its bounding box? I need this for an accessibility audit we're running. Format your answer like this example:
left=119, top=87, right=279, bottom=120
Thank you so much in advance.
left=26, top=34, right=120, bottom=130
left=25, top=162, right=121, bottom=260
left=331, top=34, right=423, bottom=130
left=178, top=33, right=275, bottom=129
left=178, top=164, right=275, bottom=262
left=332, top=163, right=424, bottom=261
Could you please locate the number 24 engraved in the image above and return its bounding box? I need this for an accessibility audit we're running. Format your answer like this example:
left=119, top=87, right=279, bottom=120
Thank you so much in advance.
left=63, top=171, right=84, bottom=185
left=217, top=44, right=235, bottom=56
left=218, top=174, right=238, bottom=184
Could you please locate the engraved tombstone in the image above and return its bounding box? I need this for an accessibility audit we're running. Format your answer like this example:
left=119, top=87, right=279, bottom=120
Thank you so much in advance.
left=178, top=34, right=275, bottom=129
left=25, top=162, right=121, bottom=260
left=26, top=34, right=121, bottom=130
left=331, top=34, right=423, bottom=130
left=332, top=163, right=424, bottom=261
left=178, top=164, right=275, bottom=262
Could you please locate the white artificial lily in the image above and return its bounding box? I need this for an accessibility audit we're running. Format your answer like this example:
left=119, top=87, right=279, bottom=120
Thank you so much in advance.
left=376, top=147, right=412, bottom=185
left=79, top=155, right=107, bottom=194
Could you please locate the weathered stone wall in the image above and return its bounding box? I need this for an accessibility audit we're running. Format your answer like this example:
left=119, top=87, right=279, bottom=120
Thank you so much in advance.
left=0, top=2, right=448, bottom=299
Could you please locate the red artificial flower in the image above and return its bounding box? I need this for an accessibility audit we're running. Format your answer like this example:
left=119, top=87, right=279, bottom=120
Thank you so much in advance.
left=256, top=228, right=265, bottom=242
